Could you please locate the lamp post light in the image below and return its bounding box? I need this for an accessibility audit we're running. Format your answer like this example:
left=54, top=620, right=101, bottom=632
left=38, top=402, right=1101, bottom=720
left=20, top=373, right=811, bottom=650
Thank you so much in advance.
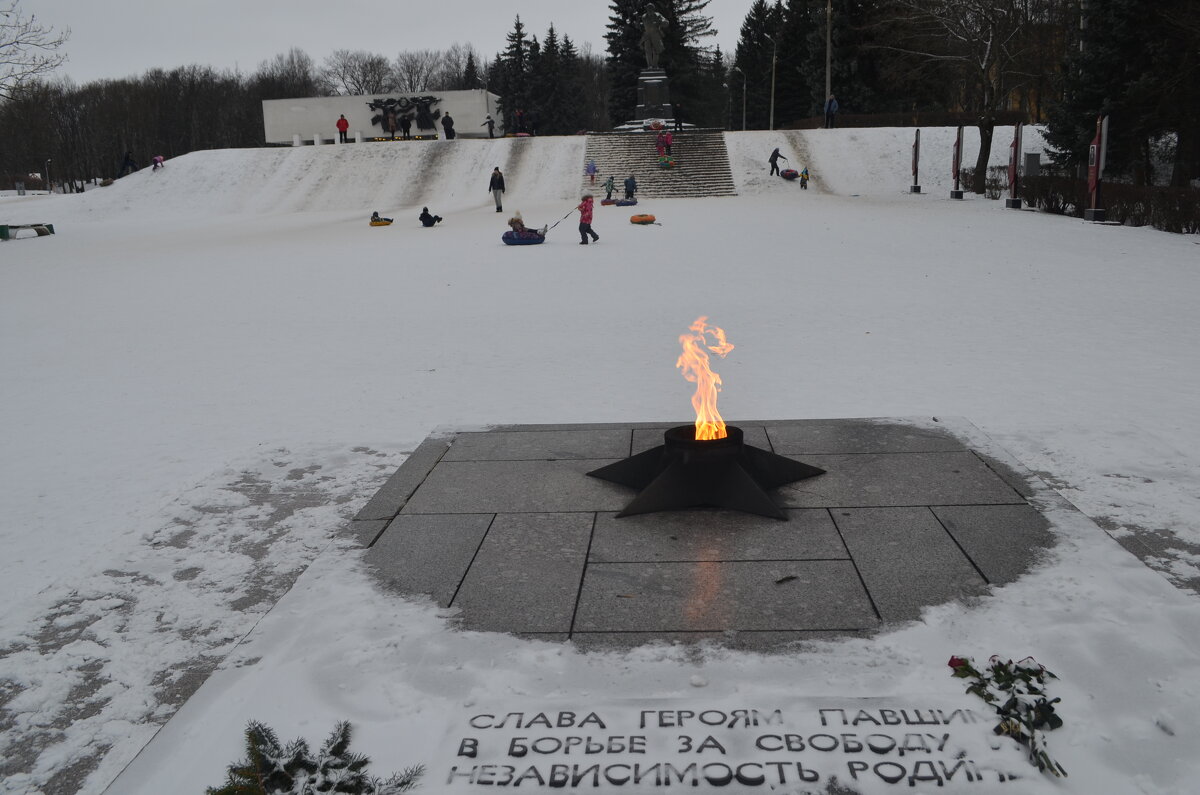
left=44, top=159, right=51, bottom=193
left=731, top=66, right=747, bottom=131
left=764, top=33, right=778, bottom=131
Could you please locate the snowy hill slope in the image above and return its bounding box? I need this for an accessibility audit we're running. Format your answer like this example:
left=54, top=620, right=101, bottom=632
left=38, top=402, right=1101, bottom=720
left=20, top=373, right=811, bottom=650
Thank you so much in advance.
left=51, top=136, right=588, bottom=221
left=28, top=126, right=1045, bottom=224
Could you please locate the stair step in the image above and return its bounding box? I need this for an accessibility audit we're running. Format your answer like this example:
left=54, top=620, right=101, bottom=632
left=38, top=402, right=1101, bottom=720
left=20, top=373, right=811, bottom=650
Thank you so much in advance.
left=581, top=129, right=737, bottom=199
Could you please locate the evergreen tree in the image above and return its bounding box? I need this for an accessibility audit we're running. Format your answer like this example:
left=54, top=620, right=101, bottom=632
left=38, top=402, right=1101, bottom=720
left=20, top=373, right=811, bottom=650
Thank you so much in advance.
left=1046, top=0, right=1200, bottom=185
left=495, top=15, right=533, bottom=134
left=732, top=0, right=782, bottom=130
left=463, top=50, right=480, bottom=90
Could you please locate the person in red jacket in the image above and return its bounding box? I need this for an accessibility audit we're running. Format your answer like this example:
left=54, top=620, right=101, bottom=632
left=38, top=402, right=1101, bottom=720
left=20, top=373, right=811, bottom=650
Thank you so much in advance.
left=577, top=193, right=599, bottom=245
left=336, top=114, right=350, bottom=143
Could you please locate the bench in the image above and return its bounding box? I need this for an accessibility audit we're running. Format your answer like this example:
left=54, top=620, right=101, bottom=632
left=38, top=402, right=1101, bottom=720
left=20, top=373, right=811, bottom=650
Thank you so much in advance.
left=0, top=223, right=56, bottom=240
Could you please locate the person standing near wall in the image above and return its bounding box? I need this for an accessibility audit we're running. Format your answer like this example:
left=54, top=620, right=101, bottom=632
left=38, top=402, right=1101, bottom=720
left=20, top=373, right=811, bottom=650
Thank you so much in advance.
left=481, top=114, right=496, bottom=138
left=442, top=113, right=456, bottom=139
left=336, top=114, right=350, bottom=143
left=489, top=166, right=505, bottom=212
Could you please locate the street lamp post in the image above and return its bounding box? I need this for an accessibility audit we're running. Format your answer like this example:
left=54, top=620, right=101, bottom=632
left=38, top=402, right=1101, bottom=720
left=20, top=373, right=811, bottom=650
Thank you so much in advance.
left=44, top=159, right=51, bottom=193
left=825, top=0, right=832, bottom=101
left=731, top=66, right=747, bottom=131
left=764, top=34, right=778, bottom=131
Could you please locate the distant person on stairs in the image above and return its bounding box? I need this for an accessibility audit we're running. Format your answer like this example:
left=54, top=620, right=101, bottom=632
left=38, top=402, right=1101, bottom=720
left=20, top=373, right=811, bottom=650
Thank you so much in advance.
left=604, top=175, right=615, bottom=201
left=489, top=167, right=506, bottom=212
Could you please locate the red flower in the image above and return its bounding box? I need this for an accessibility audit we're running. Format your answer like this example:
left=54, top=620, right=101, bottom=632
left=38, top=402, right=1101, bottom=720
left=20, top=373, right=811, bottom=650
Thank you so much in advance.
left=948, top=656, right=969, bottom=669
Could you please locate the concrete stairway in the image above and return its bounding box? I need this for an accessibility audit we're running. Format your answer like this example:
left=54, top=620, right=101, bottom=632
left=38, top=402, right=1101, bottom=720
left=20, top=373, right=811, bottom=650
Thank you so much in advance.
left=580, top=128, right=737, bottom=198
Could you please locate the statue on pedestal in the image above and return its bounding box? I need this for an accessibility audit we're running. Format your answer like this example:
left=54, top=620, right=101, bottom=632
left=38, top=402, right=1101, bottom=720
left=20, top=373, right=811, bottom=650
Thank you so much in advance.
left=641, top=3, right=667, bottom=69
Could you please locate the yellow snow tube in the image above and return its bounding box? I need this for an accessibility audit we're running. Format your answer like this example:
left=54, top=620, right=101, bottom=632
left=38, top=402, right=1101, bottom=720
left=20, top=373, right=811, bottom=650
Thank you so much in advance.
left=630, top=214, right=656, bottom=225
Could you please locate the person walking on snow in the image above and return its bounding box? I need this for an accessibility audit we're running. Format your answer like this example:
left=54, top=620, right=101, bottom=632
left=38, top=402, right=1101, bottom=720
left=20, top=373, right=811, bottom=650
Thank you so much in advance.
left=336, top=114, right=350, bottom=143
left=577, top=193, right=599, bottom=245
left=603, top=175, right=615, bottom=201
left=624, top=174, right=637, bottom=201
left=481, top=114, right=496, bottom=138
left=768, top=147, right=782, bottom=176
left=800, top=166, right=810, bottom=189
left=586, top=159, right=598, bottom=185
left=489, top=166, right=506, bottom=212
left=442, top=112, right=456, bottom=139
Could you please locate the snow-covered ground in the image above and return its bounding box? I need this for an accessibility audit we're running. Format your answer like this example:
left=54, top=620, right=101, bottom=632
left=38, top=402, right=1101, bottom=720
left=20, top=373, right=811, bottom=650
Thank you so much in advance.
left=1, top=128, right=1198, bottom=794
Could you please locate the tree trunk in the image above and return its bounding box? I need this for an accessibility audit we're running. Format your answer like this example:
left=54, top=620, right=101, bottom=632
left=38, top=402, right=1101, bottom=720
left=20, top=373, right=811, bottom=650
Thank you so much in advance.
left=974, top=117, right=995, bottom=194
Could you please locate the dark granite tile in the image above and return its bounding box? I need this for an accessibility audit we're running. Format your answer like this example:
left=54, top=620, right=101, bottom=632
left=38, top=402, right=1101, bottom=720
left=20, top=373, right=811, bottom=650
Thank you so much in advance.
left=443, top=429, right=632, bottom=461
left=590, top=509, right=848, bottom=563
left=767, top=419, right=966, bottom=455
left=932, top=504, right=1055, bottom=585
left=354, top=437, right=452, bottom=521
left=345, top=519, right=389, bottom=548
left=400, top=459, right=630, bottom=514
left=574, top=560, right=879, bottom=632
left=569, top=629, right=873, bottom=654
left=832, top=507, right=989, bottom=622
left=365, top=513, right=494, bottom=607
left=776, top=451, right=1026, bottom=508
left=452, top=513, right=594, bottom=633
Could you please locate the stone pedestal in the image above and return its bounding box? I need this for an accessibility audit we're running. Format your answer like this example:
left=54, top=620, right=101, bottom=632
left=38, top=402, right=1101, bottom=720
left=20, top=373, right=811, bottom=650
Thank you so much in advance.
left=909, top=185, right=921, bottom=194
left=950, top=190, right=964, bottom=200
left=635, top=69, right=673, bottom=121
left=1083, top=208, right=1107, bottom=222
left=1005, top=198, right=1022, bottom=209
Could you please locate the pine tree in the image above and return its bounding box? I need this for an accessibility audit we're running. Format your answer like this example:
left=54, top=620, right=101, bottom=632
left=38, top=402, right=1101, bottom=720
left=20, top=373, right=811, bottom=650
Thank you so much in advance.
left=732, top=0, right=782, bottom=130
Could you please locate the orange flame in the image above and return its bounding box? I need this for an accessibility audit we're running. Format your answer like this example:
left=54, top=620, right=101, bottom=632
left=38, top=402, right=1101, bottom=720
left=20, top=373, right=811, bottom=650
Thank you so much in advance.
left=676, top=316, right=735, bottom=441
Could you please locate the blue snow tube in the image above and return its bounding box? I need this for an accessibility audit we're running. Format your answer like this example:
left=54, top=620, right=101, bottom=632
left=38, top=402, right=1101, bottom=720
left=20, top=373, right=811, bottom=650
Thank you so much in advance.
left=502, top=230, right=546, bottom=245
left=615, top=198, right=638, bottom=206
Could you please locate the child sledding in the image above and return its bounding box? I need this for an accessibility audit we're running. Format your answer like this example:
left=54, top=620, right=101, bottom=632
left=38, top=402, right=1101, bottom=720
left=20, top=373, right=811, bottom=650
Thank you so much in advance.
left=502, top=211, right=547, bottom=245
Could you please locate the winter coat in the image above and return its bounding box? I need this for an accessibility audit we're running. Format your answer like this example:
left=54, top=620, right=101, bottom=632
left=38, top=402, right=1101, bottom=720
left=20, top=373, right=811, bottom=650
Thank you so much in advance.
left=489, top=172, right=506, bottom=191
left=824, top=97, right=839, bottom=114
left=624, top=176, right=637, bottom=194
left=336, top=117, right=349, bottom=132
left=578, top=197, right=595, bottom=224
left=604, top=176, right=615, bottom=193
left=769, top=148, right=781, bottom=164
left=585, top=160, right=597, bottom=176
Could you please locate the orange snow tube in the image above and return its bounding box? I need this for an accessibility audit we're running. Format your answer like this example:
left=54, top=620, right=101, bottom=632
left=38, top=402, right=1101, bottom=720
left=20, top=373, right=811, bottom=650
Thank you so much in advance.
left=630, top=214, right=656, bottom=225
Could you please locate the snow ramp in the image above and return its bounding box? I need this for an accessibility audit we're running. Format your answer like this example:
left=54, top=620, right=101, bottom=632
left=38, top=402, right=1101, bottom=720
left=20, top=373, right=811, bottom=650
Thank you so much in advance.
left=64, top=136, right=587, bottom=221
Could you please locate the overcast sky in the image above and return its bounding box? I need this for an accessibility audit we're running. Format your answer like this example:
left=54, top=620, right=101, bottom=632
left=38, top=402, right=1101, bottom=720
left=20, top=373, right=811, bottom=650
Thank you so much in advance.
left=24, top=0, right=752, bottom=86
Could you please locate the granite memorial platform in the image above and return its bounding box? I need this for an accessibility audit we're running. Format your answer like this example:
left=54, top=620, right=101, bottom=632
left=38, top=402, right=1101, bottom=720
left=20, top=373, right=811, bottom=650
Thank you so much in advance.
left=352, top=418, right=1056, bottom=651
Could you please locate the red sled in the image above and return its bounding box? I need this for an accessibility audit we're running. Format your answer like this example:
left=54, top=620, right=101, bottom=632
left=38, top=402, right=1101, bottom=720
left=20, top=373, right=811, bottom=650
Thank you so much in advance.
left=780, top=168, right=799, bottom=180
left=600, top=199, right=618, bottom=205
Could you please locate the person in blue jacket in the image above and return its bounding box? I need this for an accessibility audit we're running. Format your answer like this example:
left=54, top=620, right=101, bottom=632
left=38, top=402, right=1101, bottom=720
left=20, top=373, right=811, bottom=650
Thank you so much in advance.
left=824, top=94, right=839, bottom=128
left=624, top=174, right=637, bottom=201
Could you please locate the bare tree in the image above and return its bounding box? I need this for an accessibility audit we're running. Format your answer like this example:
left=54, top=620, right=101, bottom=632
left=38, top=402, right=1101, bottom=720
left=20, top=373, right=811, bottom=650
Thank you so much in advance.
left=0, top=0, right=69, bottom=100
left=252, top=47, right=330, bottom=98
left=429, top=42, right=482, bottom=90
left=392, top=49, right=441, bottom=93
left=877, top=0, right=1041, bottom=190
left=321, top=49, right=394, bottom=95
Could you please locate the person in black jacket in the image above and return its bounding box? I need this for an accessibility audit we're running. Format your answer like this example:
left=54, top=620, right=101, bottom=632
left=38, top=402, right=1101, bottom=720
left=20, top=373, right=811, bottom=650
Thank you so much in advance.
left=442, top=113, right=456, bottom=139
left=419, top=207, right=443, bottom=227
left=769, top=147, right=782, bottom=176
left=489, top=167, right=505, bottom=212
